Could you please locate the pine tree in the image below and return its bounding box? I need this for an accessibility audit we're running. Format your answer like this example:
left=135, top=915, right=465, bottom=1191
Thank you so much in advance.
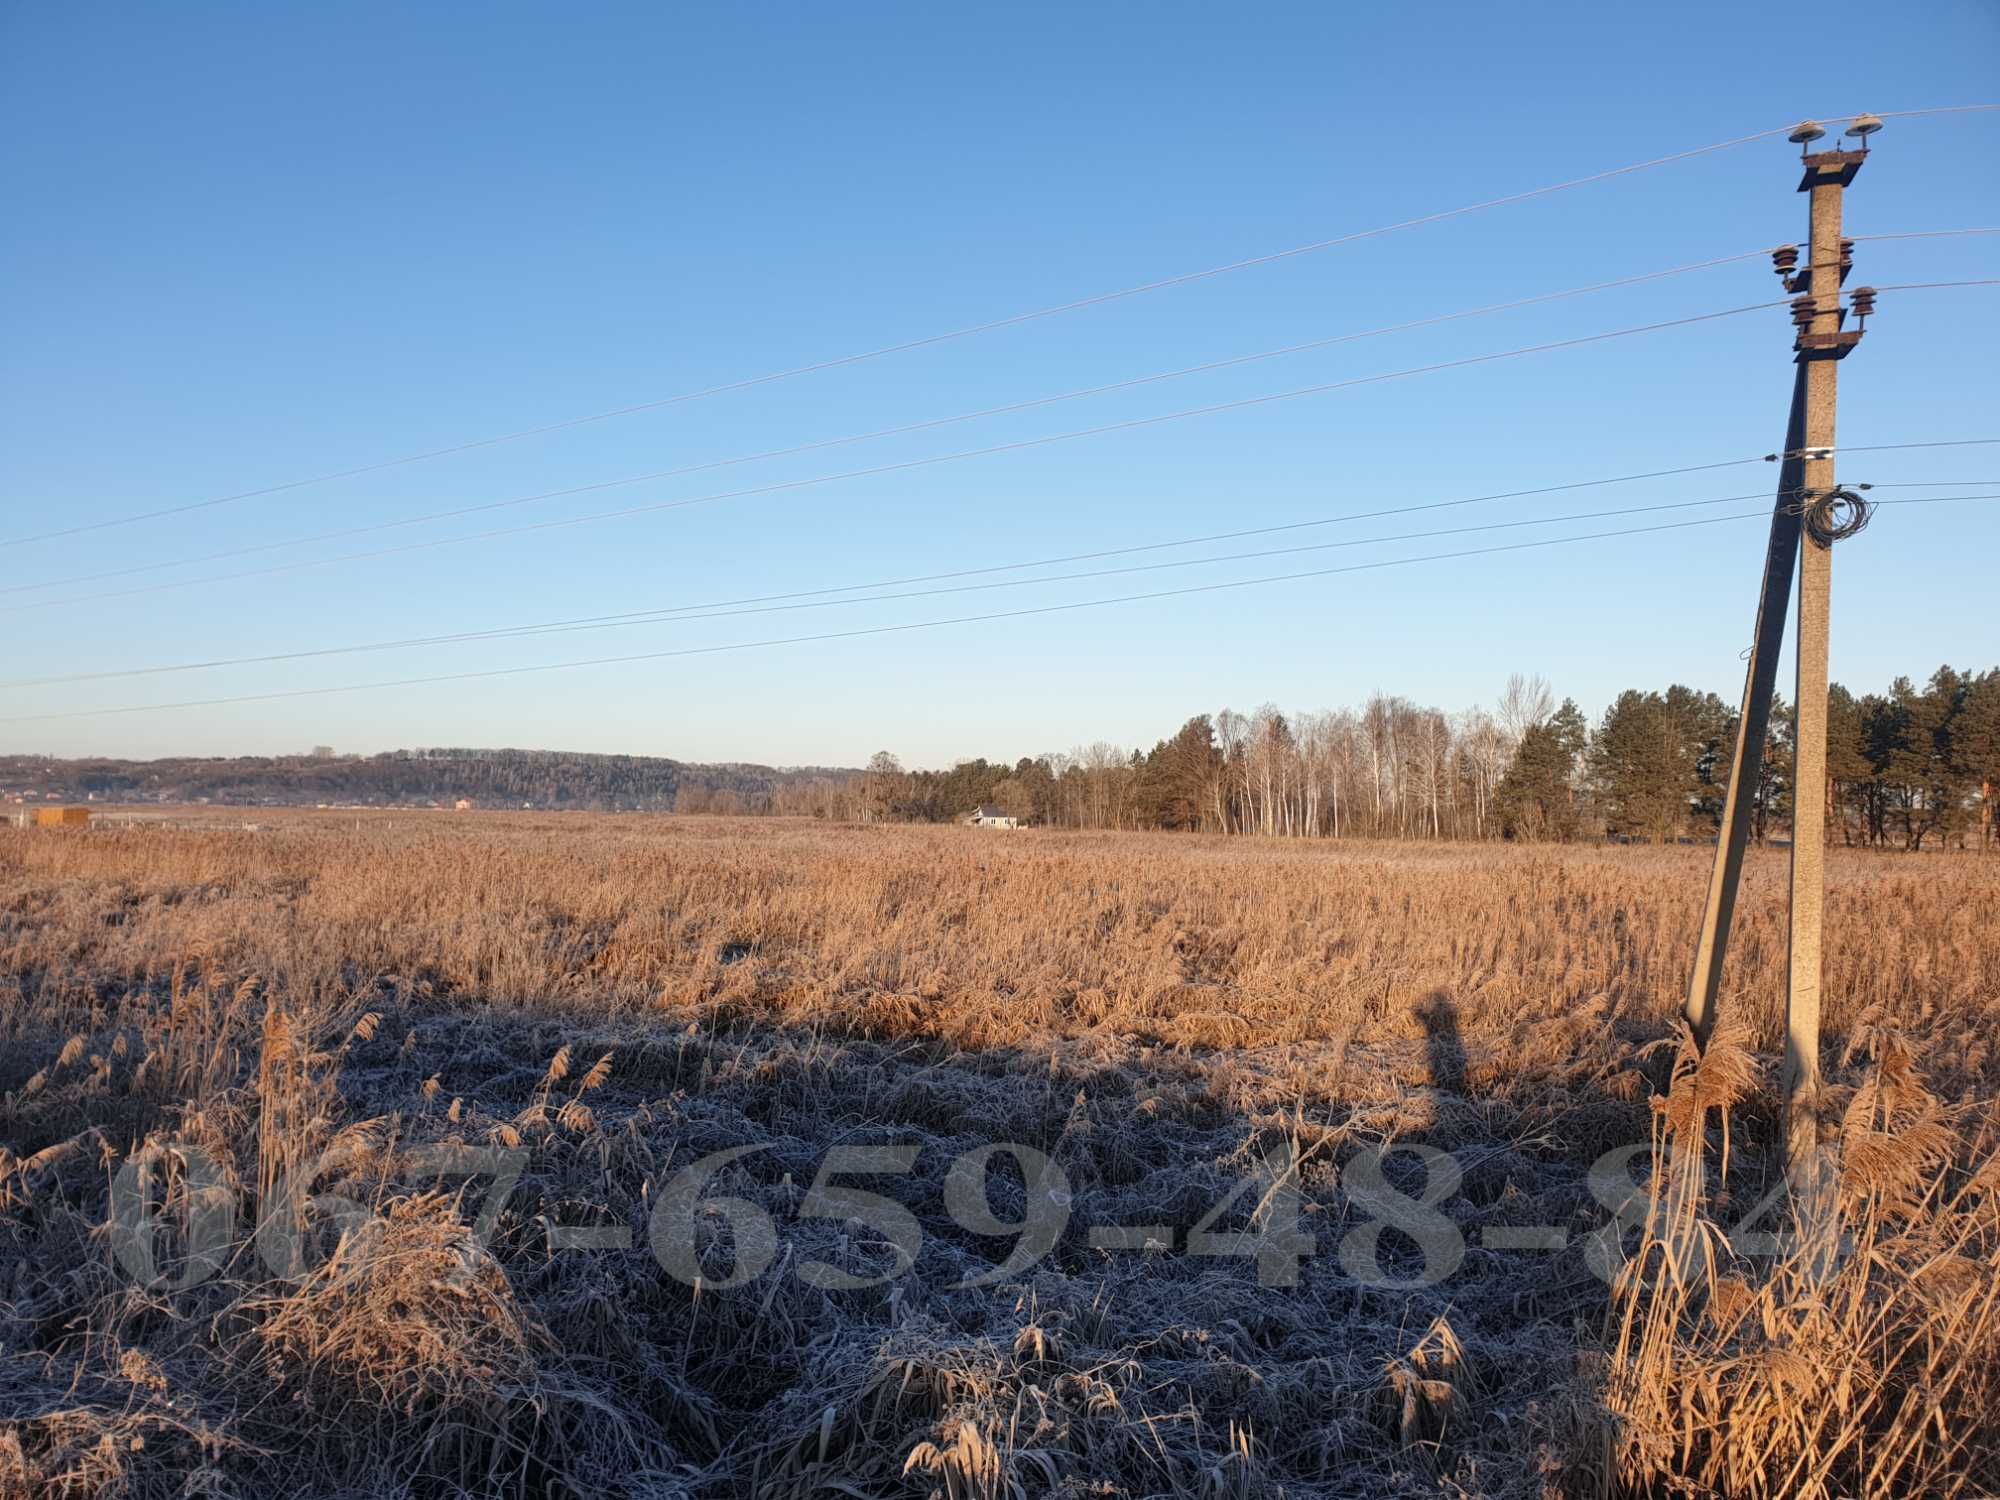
left=1875, top=672, right=1971, bottom=850
left=1754, top=694, right=1794, bottom=844
left=1826, top=684, right=1876, bottom=844
left=1956, top=670, right=2000, bottom=848
left=1496, top=698, right=1587, bottom=841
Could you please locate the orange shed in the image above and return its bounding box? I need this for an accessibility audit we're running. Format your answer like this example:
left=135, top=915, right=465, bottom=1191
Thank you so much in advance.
left=31, top=806, right=90, bottom=828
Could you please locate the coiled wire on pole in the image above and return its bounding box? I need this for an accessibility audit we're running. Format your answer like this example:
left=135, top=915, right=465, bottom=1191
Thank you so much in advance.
left=1805, top=487, right=1874, bottom=544
left=1794, top=486, right=1873, bottom=545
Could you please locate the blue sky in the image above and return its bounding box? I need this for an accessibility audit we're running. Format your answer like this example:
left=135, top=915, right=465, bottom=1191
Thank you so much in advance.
left=3, top=2, right=1995, bottom=768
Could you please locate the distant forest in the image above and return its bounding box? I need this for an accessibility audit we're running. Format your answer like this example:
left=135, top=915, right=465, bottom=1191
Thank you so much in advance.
left=0, top=747, right=852, bottom=814
left=10, top=666, right=1996, bottom=848
left=839, top=667, right=2000, bottom=850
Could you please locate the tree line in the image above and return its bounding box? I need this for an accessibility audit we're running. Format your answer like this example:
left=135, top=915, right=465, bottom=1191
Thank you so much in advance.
left=845, top=667, right=2000, bottom=849
left=11, top=667, right=1992, bottom=847
left=2, top=747, right=849, bottom=812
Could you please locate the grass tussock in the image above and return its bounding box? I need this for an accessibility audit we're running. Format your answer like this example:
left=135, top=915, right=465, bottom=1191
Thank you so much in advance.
left=1597, top=1023, right=2000, bottom=1499
left=0, top=810, right=1995, bottom=1497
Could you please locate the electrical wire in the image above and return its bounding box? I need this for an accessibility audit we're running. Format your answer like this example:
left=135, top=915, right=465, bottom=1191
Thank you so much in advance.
left=0, top=245, right=1793, bottom=598
left=9, top=105, right=1989, bottom=550
left=1888, top=491, right=2000, bottom=503
left=1868, top=278, right=2000, bottom=292
left=0, top=476, right=1783, bottom=686
left=5, top=477, right=1987, bottom=690
left=1833, top=438, right=2000, bottom=454
left=7, top=490, right=1994, bottom=724
left=2, top=298, right=1796, bottom=616
left=1846, top=228, right=2000, bottom=243
left=1867, top=105, right=2000, bottom=122
left=14, top=274, right=1988, bottom=611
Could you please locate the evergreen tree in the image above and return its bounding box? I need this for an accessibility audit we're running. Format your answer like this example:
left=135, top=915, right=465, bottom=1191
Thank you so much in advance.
left=1754, top=694, right=1793, bottom=844
left=1827, top=684, right=1878, bottom=844
left=1591, top=686, right=1730, bottom=841
left=1876, top=670, right=1972, bottom=849
left=1495, top=698, right=1587, bottom=840
left=1956, top=670, right=2000, bottom=848
left=1134, top=716, right=1220, bottom=832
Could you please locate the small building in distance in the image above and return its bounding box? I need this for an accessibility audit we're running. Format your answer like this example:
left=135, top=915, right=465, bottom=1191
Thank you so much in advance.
left=966, top=804, right=1020, bottom=829
left=454, top=798, right=474, bottom=811
left=31, top=806, right=90, bottom=829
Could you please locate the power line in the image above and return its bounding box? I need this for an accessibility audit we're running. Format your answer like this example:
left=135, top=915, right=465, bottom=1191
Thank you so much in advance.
left=7, top=491, right=1994, bottom=725
left=1887, top=491, right=2000, bottom=503
left=0, top=244, right=1794, bottom=597
left=1847, top=227, right=2000, bottom=242
left=8, top=474, right=1988, bottom=691
left=1867, top=104, right=2000, bottom=122
left=1866, top=278, right=2000, bottom=292
left=1832, top=437, right=2000, bottom=454
left=0, top=478, right=1783, bottom=687
left=2, top=298, right=1798, bottom=616
left=0, top=519, right=1782, bottom=718
left=8, top=105, right=1990, bottom=550
left=17, top=277, right=1991, bottom=614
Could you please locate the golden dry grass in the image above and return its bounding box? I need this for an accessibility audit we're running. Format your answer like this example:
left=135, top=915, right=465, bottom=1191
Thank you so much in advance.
left=1, top=812, right=1995, bottom=1497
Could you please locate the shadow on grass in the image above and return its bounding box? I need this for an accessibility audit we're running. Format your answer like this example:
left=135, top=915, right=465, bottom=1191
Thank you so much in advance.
left=1, top=973, right=1650, bottom=1499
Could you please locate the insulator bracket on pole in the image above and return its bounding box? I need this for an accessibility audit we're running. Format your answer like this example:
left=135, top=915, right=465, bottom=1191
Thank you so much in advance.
left=1797, top=148, right=1866, bottom=192
left=1785, top=238, right=1854, bottom=296
left=1794, top=329, right=1863, bottom=361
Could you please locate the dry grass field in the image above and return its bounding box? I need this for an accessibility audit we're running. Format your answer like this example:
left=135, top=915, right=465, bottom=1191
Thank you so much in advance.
left=2, top=812, right=1996, bottom=1498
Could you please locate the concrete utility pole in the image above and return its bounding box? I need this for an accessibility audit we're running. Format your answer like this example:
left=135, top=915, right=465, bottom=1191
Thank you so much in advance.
left=1683, top=379, right=1807, bottom=1046
left=1683, top=117, right=1879, bottom=1193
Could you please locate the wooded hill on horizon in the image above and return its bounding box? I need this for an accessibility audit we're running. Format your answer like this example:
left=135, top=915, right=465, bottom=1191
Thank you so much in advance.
left=8, top=663, right=1996, bottom=848
left=0, top=746, right=857, bottom=813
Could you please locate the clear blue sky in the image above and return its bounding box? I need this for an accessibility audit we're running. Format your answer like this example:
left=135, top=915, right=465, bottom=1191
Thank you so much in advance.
left=3, top=2, right=1995, bottom=768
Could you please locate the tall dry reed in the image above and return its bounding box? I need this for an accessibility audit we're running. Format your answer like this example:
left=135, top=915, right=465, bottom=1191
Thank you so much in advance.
left=2, top=812, right=1994, bottom=1496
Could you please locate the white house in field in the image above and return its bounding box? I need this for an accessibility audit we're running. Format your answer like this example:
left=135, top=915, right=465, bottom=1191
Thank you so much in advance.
left=966, top=804, right=1019, bottom=829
